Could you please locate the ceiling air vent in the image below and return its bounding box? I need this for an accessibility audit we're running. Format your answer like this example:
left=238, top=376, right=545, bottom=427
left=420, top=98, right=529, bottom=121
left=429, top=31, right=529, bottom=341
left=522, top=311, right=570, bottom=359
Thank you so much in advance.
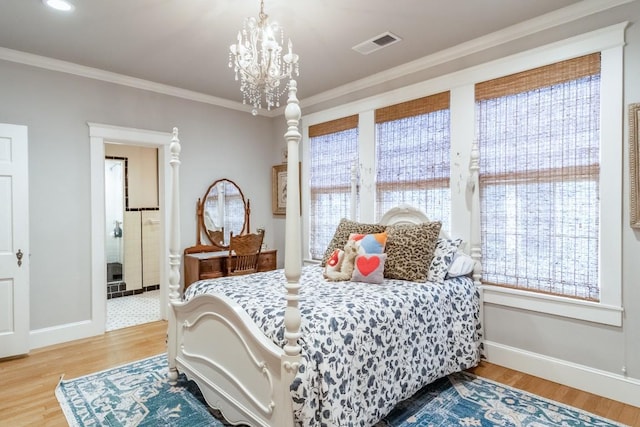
left=352, top=31, right=402, bottom=55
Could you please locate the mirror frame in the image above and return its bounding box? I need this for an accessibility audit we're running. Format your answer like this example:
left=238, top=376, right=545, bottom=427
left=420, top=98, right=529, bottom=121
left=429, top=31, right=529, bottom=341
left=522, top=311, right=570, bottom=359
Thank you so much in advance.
left=198, top=178, right=250, bottom=249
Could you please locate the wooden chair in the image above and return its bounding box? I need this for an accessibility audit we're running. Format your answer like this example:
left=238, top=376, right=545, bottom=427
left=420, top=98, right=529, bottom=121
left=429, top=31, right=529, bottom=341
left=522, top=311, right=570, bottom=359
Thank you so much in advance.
left=227, top=230, right=264, bottom=276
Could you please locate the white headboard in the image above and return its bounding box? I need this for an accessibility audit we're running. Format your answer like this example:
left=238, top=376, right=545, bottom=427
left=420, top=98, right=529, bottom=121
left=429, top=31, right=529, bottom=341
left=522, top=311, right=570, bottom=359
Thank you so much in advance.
left=378, top=204, right=452, bottom=240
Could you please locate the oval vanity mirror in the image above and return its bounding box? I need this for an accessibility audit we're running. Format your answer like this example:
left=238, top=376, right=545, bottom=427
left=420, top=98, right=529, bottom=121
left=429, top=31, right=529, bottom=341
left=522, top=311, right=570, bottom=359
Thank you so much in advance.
left=199, top=178, right=249, bottom=249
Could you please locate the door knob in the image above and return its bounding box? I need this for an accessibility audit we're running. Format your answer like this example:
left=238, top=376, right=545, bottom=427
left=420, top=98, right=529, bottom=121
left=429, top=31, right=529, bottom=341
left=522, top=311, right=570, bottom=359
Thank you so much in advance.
left=16, top=249, right=23, bottom=267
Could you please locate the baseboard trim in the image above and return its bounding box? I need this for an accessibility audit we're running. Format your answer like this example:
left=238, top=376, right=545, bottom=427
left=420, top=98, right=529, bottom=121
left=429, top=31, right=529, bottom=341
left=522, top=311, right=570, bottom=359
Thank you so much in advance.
left=484, top=340, right=640, bottom=408
left=30, top=319, right=103, bottom=350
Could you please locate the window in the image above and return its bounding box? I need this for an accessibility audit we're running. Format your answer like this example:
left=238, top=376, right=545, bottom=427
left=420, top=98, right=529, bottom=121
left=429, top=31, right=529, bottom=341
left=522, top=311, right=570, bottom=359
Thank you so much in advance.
left=303, top=25, right=623, bottom=324
left=476, top=53, right=601, bottom=300
left=375, top=92, right=451, bottom=230
left=308, top=115, right=359, bottom=260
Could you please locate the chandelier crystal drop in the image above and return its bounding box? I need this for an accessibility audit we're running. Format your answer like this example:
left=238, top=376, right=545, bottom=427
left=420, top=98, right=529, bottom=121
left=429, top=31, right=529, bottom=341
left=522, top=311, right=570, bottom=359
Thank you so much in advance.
left=229, top=0, right=299, bottom=115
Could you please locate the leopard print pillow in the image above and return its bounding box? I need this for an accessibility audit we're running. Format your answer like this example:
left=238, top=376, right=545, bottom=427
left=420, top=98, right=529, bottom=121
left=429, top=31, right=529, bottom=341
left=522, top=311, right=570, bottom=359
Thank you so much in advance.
left=321, top=219, right=387, bottom=266
left=384, top=221, right=442, bottom=282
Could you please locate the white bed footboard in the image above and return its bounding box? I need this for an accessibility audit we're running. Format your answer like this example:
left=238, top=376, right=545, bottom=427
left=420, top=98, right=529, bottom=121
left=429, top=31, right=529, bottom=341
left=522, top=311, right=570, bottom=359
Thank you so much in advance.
left=172, top=294, right=295, bottom=426
left=167, top=80, right=303, bottom=427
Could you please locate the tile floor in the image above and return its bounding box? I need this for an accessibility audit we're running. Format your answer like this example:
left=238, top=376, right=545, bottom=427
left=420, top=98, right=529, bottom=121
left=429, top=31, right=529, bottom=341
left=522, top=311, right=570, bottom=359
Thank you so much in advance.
left=106, top=290, right=161, bottom=331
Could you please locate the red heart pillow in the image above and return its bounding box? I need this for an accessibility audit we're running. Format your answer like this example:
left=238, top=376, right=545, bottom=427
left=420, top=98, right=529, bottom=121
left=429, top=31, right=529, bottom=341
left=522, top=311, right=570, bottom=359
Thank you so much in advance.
left=356, top=255, right=380, bottom=276
left=351, top=254, right=386, bottom=284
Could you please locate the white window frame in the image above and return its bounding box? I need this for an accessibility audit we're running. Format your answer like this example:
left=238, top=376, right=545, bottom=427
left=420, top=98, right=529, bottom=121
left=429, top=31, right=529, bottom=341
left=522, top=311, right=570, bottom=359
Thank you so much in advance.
left=301, top=23, right=625, bottom=326
left=473, top=27, right=625, bottom=327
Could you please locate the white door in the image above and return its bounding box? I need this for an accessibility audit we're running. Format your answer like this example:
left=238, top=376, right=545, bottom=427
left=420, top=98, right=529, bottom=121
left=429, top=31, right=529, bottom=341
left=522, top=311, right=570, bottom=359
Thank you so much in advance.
left=0, top=124, right=29, bottom=358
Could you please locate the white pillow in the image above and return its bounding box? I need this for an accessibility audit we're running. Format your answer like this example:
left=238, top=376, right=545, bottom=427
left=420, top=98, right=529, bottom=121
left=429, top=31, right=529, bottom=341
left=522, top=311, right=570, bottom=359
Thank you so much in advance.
left=427, top=238, right=462, bottom=283
left=446, top=252, right=475, bottom=278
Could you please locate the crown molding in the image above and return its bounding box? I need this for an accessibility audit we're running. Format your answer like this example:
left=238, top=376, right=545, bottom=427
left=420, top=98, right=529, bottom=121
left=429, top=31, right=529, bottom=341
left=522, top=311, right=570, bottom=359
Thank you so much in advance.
left=0, top=0, right=633, bottom=117
left=299, top=0, right=635, bottom=110
left=302, top=21, right=627, bottom=127
left=0, top=46, right=252, bottom=114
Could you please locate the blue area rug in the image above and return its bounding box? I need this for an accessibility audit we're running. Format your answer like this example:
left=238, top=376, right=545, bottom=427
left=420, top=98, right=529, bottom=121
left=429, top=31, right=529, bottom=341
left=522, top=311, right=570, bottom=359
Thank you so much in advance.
left=56, top=354, right=625, bottom=427
left=378, top=372, right=625, bottom=427
left=55, top=355, right=220, bottom=427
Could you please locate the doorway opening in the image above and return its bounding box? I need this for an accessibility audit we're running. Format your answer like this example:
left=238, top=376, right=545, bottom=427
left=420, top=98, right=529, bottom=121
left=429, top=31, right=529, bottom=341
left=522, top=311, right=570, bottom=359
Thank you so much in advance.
left=104, top=146, right=161, bottom=331
left=89, top=123, right=172, bottom=336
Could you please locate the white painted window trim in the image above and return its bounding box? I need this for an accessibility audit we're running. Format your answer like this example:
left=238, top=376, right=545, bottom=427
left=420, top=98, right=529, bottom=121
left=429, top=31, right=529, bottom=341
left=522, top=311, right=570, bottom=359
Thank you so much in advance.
left=481, top=286, right=623, bottom=326
left=301, top=23, right=626, bottom=326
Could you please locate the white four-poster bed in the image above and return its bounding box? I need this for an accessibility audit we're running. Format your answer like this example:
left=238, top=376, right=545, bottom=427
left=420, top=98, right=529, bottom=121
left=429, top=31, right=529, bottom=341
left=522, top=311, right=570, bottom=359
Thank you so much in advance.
left=166, top=80, right=483, bottom=426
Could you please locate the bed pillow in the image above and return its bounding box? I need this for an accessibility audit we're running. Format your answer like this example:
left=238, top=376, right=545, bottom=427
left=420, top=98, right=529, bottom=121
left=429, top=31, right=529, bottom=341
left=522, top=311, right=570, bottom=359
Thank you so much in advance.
left=427, top=238, right=463, bottom=283
left=383, top=221, right=442, bottom=282
left=348, top=231, right=387, bottom=255
left=351, top=253, right=387, bottom=284
left=446, top=252, right=476, bottom=278
left=321, top=219, right=387, bottom=266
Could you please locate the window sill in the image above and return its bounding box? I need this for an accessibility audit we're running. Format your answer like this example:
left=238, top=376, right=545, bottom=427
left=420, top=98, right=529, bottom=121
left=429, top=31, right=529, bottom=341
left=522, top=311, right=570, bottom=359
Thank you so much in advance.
left=480, top=285, right=623, bottom=327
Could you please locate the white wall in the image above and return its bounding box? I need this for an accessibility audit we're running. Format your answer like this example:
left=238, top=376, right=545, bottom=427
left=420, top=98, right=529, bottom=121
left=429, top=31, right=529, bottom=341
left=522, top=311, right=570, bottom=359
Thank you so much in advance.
left=621, top=0, right=640, bottom=390
left=0, top=60, right=276, bottom=332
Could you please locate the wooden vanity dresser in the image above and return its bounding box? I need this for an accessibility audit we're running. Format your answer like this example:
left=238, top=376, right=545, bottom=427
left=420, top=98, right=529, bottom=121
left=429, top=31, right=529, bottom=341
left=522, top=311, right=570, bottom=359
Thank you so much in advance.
left=184, top=177, right=277, bottom=289
left=184, top=248, right=277, bottom=288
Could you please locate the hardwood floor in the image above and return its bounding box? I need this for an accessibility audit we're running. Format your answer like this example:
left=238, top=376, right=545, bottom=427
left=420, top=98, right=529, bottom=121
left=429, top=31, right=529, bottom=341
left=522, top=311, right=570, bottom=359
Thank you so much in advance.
left=0, top=320, right=638, bottom=426
left=468, top=363, right=640, bottom=426
left=0, top=321, right=167, bottom=426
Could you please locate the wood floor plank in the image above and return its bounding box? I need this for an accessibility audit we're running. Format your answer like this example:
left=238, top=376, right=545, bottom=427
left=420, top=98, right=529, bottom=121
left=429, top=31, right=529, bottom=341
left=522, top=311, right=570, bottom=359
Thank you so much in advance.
left=467, top=361, right=640, bottom=426
left=0, top=320, right=638, bottom=426
left=0, top=320, right=167, bottom=427
left=620, top=404, right=640, bottom=427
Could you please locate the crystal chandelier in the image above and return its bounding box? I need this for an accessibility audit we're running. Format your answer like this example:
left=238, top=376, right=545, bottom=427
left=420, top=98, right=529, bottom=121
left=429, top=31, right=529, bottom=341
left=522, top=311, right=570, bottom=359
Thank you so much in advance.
left=229, top=0, right=299, bottom=115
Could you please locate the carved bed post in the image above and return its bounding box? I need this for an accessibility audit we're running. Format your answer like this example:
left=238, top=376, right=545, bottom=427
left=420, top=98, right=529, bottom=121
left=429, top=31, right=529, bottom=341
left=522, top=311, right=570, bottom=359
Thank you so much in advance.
left=469, top=137, right=485, bottom=355
left=469, top=139, right=481, bottom=287
left=167, top=127, right=181, bottom=384
left=350, top=161, right=358, bottom=220
left=282, top=80, right=303, bottom=396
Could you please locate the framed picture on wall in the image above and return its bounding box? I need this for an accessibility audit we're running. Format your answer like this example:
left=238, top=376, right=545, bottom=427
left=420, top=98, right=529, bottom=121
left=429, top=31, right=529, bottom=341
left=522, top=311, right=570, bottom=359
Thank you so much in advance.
left=630, top=103, right=640, bottom=228
left=272, top=164, right=288, bottom=215
left=271, top=163, right=301, bottom=216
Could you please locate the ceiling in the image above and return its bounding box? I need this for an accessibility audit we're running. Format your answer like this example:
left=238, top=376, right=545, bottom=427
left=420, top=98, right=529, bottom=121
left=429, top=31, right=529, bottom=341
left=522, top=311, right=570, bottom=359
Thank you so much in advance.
left=0, top=0, right=634, bottom=114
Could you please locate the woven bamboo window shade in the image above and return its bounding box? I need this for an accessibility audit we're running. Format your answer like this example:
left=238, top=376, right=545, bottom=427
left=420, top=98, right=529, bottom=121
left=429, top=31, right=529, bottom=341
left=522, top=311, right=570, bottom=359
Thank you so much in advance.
left=476, top=53, right=601, bottom=300
left=309, top=115, right=359, bottom=260
left=375, top=92, right=451, bottom=230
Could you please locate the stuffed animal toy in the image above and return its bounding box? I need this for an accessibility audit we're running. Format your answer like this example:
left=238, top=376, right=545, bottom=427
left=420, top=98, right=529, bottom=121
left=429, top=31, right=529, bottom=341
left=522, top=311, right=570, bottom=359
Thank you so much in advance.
left=324, top=239, right=359, bottom=281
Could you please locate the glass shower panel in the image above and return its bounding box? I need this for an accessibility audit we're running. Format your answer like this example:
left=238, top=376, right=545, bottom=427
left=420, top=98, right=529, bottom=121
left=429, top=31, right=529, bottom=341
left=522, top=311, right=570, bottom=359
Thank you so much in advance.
left=105, top=158, right=124, bottom=284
